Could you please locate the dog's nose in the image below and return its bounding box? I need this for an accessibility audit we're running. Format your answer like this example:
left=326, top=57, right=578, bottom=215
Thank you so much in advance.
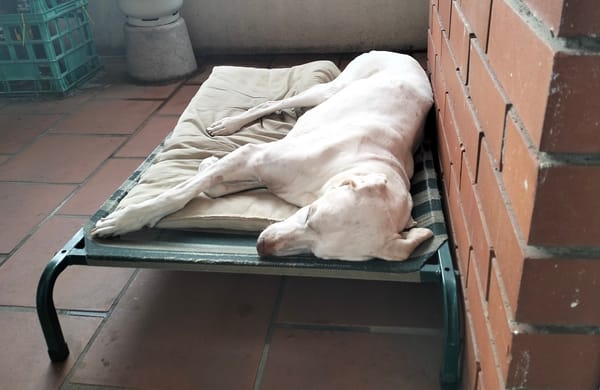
left=256, top=237, right=273, bottom=257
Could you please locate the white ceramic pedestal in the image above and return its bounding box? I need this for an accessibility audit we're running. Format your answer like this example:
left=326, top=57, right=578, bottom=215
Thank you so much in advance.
left=118, top=0, right=183, bottom=27
left=124, top=17, right=197, bottom=82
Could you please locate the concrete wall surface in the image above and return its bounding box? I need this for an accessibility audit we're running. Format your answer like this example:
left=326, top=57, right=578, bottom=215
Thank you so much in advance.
left=88, top=0, right=428, bottom=55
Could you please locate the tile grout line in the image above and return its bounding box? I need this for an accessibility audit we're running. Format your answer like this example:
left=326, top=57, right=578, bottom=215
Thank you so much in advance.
left=0, top=91, right=161, bottom=258
left=0, top=116, right=66, bottom=171
left=0, top=182, right=82, bottom=261
left=108, top=81, right=185, bottom=158
left=274, top=321, right=443, bottom=336
left=0, top=305, right=109, bottom=319
left=0, top=113, right=65, bottom=156
left=0, top=80, right=182, bottom=269
left=0, top=131, right=134, bottom=255
left=60, top=268, right=141, bottom=390
left=3, top=60, right=174, bottom=387
left=40, top=143, right=133, bottom=215
left=0, top=305, right=39, bottom=313
left=61, top=382, right=128, bottom=390
left=252, top=276, right=287, bottom=390
left=27, top=88, right=97, bottom=149
left=3, top=52, right=383, bottom=268
left=1, top=60, right=238, bottom=261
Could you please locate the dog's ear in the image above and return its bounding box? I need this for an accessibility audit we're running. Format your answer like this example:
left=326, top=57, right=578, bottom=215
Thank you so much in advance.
left=367, top=173, right=388, bottom=187
left=362, top=173, right=388, bottom=194
left=373, top=227, right=433, bottom=261
left=341, top=174, right=388, bottom=192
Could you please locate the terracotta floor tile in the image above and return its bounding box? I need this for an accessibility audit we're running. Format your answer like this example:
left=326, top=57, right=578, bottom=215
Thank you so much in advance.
left=0, top=91, right=94, bottom=114
left=90, top=58, right=179, bottom=96
left=96, top=81, right=181, bottom=100
left=158, top=85, right=199, bottom=115
left=0, top=114, right=63, bottom=154
left=115, top=116, right=178, bottom=157
left=186, top=66, right=213, bottom=85
left=0, top=311, right=100, bottom=390
left=0, top=53, right=449, bottom=390
left=72, top=270, right=280, bottom=389
left=260, top=328, right=442, bottom=390
left=0, top=134, right=124, bottom=183
left=0, top=215, right=134, bottom=310
left=52, top=99, right=161, bottom=134
left=0, top=182, right=75, bottom=253
left=278, top=277, right=443, bottom=328
left=60, top=158, right=144, bottom=215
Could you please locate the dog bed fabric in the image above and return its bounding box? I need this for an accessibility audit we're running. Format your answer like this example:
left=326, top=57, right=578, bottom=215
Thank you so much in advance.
left=94, top=60, right=447, bottom=264
left=115, top=61, right=340, bottom=231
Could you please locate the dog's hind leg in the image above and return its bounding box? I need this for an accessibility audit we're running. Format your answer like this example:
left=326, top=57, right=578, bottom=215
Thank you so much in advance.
left=207, top=72, right=359, bottom=136
left=207, top=82, right=337, bottom=136
left=92, top=144, right=265, bottom=237
left=207, top=52, right=391, bottom=137
left=373, top=227, right=434, bottom=261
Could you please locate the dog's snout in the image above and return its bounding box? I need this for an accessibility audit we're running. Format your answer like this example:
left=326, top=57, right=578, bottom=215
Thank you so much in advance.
left=256, top=236, right=274, bottom=257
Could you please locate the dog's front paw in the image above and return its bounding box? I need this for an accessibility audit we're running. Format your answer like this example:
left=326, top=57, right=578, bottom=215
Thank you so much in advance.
left=207, top=116, right=245, bottom=136
left=91, top=205, right=162, bottom=237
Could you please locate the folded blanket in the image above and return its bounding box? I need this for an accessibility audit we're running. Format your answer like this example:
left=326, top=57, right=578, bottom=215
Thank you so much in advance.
left=115, top=60, right=341, bottom=231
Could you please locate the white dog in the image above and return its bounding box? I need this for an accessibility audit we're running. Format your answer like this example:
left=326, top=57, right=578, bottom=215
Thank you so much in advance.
left=93, top=51, right=434, bottom=261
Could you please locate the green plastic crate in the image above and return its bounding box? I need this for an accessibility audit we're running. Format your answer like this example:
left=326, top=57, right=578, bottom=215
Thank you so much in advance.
left=0, top=0, right=78, bottom=14
left=29, top=0, right=79, bottom=13
left=0, top=0, right=101, bottom=95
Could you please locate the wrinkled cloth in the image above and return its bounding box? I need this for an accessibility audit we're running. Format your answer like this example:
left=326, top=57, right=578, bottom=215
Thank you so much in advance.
left=115, top=61, right=341, bottom=231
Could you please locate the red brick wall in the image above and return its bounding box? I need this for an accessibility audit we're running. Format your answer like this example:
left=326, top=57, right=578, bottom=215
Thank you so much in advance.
left=427, top=0, right=600, bottom=389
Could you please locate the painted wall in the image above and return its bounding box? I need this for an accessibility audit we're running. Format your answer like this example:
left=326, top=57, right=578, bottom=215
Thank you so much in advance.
left=88, top=0, right=126, bottom=55
left=88, top=0, right=428, bottom=55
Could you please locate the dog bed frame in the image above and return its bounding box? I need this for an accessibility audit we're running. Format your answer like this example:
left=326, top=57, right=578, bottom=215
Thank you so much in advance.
left=36, top=60, right=461, bottom=388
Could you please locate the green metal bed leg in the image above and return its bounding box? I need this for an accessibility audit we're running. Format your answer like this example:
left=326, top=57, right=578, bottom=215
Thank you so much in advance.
left=36, top=229, right=86, bottom=362
left=437, top=240, right=461, bottom=388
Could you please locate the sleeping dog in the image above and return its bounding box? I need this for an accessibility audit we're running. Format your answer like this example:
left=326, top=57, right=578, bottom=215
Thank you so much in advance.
left=93, top=51, right=434, bottom=261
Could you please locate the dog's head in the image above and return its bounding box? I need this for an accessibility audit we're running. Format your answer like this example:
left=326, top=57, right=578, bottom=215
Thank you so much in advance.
left=256, top=172, right=432, bottom=261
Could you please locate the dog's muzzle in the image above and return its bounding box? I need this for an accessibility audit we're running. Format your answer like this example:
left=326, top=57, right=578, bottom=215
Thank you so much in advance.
left=256, top=236, right=274, bottom=257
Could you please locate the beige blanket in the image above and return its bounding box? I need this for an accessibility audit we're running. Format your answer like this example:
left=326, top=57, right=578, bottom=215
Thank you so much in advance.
left=115, top=61, right=341, bottom=231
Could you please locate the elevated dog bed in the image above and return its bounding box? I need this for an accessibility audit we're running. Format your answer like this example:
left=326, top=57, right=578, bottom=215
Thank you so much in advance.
left=36, top=60, right=461, bottom=387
